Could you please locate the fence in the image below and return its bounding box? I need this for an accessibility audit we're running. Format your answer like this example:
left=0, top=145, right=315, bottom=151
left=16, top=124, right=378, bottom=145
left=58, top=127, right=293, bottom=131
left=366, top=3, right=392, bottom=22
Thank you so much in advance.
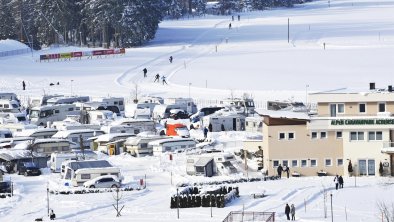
left=0, top=48, right=30, bottom=58
left=222, top=211, right=275, bottom=222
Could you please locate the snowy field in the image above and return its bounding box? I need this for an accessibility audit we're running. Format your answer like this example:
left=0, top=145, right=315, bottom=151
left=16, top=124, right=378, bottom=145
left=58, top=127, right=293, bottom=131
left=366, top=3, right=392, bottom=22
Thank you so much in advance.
left=1, top=0, right=394, bottom=221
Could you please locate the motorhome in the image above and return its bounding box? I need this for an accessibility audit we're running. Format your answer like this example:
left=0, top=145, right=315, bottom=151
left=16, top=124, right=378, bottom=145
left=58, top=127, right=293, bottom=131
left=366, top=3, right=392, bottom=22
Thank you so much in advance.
left=150, top=138, right=196, bottom=156
left=219, top=96, right=255, bottom=115
left=139, top=96, right=164, bottom=104
left=46, top=96, right=90, bottom=105
left=51, top=118, right=101, bottom=131
left=124, top=103, right=157, bottom=119
left=50, top=150, right=97, bottom=173
left=72, top=167, right=121, bottom=187
left=190, top=107, right=224, bottom=123
left=124, top=135, right=170, bottom=157
left=13, top=128, right=58, bottom=139
left=164, top=98, right=197, bottom=114
left=87, top=110, right=115, bottom=125
left=0, top=112, right=28, bottom=124
left=52, top=129, right=105, bottom=149
left=0, top=137, right=34, bottom=149
left=109, top=118, right=155, bottom=133
left=202, top=112, right=245, bottom=132
left=29, top=94, right=64, bottom=108
left=0, top=99, right=20, bottom=113
left=0, top=123, right=37, bottom=134
left=0, top=93, right=20, bottom=105
left=29, top=104, right=80, bottom=126
left=152, top=104, right=185, bottom=120
left=101, top=125, right=141, bottom=134
left=91, top=97, right=125, bottom=112
left=94, top=133, right=134, bottom=154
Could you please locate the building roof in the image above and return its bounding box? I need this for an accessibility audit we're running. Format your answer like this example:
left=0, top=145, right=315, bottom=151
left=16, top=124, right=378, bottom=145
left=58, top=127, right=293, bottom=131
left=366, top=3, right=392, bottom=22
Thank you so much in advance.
left=0, top=149, right=46, bottom=161
left=194, top=157, right=213, bottom=167
left=255, top=109, right=310, bottom=120
left=68, top=160, right=112, bottom=171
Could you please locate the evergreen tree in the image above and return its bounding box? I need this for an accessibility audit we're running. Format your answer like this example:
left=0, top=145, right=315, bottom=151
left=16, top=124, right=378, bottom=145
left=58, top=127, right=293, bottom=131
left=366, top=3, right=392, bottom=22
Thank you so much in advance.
left=0, top=0, right=17, bottom=40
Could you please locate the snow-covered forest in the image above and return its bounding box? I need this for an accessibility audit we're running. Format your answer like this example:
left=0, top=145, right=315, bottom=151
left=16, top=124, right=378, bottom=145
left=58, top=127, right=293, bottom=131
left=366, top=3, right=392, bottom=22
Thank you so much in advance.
left=0, top=0, right=309, bottom=47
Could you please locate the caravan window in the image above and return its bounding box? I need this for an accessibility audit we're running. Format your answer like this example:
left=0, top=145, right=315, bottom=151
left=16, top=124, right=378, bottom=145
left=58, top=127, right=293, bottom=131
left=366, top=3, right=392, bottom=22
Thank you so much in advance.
left=140, top=143, right=148, bottom=148
left=55, top=110, right=59, bottom=114
left=40, top=110, right=53, bottom=117
left=51, top=147, right=58, bottom=152
left=12, top=104, right=18, bottom=108
left=72, top=137, right=79, bottom=143
left=0, top=104, right=3, bottom=108
left=62, top=146, right=69, bottom=151
left=81, top=174, right=91, bottom=179
left=134, top=129, right=140, bottom=134
left=165, top=146, right=171, bottom=151
left=4, top=104, right=9, bottom=108
left=114, top=101, right=118, bottom=105
left=119, top=101, right=123, bottom=105
left=68, top=108, right=74, bottom=111
left=188, top=145, right=194, bottom=148
left=181, top=145, right=186, bottom=148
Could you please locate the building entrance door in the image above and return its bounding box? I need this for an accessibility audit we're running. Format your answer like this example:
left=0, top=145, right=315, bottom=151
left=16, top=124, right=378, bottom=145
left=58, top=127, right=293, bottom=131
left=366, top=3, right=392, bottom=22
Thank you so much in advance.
left=359, top=160, right=367, bottom=175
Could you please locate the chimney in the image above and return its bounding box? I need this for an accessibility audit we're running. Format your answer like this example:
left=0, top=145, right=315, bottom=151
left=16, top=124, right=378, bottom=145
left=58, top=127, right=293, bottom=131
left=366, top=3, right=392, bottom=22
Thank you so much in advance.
left=369, top=82, right=375, bottom=90
left=389, top=85, right=393, bottom=92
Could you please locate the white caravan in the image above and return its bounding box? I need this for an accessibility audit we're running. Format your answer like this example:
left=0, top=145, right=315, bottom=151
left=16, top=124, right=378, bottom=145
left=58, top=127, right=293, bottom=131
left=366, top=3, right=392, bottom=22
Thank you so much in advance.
left=51, top=118, right=101, bottom=131
left=94, top=133, right=134, bottom=154
left=0, top=99, right=20, bottom=113
left=0, top=112, right=28, bottom=124
left=52, top=129, right=105, bottom=149
left=72, top=167, right=121, bottom=187
left=150, top=138, right=196, bottom=156
left=29, top=94, right=64, bottom=108
left=164, top=98, right=197, bottom=114
left=22, top=138, right=75, bottom=156
left=124, top=135, right=170, bottom=157
left=152, top=104, right=185, bottom=120
left=202, top=112, right=245, bottom=132
left=13, top=128, right=58, bottom=139
left=87, top=110, right=115, bottom=125
left=101, top=125, right=143, bottom=135
left=29, top=104, right=80, bottom=126
left=46, top=96, right=90, bottom=105
left=0, top=137, right=34, bottom=149
left=91, top=97, right=125, bottom=112
left=109, top=118, right=155, bottom=133
left=0, top=123, right=37, bottom=133
left=219, top=96, right=255, bottom=115
left=50, top=150, right=97, bottom=173
left=124, top=103, right=157, bottom=119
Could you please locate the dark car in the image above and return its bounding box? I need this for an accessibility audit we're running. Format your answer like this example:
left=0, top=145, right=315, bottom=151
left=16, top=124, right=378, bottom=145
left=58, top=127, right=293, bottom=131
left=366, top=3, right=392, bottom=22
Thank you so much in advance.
left=169, top=109, right=189, bottom=120
left=0, top=181, right=12, bottom=193
left=18, top=162, right=41, bottom=176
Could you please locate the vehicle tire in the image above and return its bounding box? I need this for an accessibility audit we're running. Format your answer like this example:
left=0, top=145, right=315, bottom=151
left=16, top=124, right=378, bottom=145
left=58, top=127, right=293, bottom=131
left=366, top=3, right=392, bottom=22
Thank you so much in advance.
left=111, top=184, right=118, bottom=188
left=24, top=172, right=28, bottom=176
left=89, top=185, right=95, bottom=188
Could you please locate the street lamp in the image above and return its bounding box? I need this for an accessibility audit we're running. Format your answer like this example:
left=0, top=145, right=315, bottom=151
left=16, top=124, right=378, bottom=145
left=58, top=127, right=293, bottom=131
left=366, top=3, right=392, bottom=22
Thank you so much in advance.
left=79, top=31, right=82, bottom=47
left=188, top=83, right=192, bottom=98
left=176, top=187, right=179, bottom=219
left=330, top=193, right=333, bottom=222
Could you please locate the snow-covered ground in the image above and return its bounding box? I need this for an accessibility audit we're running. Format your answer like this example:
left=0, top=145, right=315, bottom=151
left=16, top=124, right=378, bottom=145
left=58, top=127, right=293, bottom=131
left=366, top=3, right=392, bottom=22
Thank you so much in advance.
left=1, top=0, right=394, bottom=221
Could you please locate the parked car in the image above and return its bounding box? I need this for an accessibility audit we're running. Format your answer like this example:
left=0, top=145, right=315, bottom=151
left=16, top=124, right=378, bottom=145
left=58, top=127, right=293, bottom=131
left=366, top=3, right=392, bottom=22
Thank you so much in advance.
left=83, top=175, right=121, bottom=189
left=169, top=109, right=189, bottom=120
left=18, top=162, right=41, bottom=176
left=0, top=181, right=12, bottom=193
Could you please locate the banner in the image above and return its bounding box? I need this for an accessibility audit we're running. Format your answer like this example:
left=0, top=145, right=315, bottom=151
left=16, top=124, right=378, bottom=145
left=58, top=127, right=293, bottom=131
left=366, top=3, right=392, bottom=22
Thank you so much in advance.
left=40, top=48, right=125, bottom=61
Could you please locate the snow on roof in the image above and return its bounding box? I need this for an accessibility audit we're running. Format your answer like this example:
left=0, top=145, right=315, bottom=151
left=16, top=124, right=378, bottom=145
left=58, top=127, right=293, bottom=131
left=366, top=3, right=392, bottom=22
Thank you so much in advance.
left=52, top=129, right=103, bottom=138
left=0, top=149, right=46, bottom=161
left=255, top=109, right=310, bottom=120
left=95, top=133, right=134, bottom=142
left=194, top=157, right=213, bottom=167
left=34, top=138, right=71, bottom=144
left=68, top=160, right=112, bottom=171
left=148, top=137, right=196, bottom=145
left=110, top=118, right=153, bottom=126
left=0, top=39, right=29, bottom=52
left=15, top=128, right=58, bottom=136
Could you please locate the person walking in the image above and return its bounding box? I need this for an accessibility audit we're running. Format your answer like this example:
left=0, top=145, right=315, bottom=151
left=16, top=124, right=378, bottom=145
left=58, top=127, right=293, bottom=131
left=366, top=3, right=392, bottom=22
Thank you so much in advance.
left=238, top=15, right=240, bottom=21
left=285, top=203, right=291, bottom=220
left=154, top=73, right=160, bottom=82
left=49, top=209, right=56, bottom=220
left=162, top=76, right=168, bottom=85
left=277, top=164, right=283, bottom=178
left=334, top=175, right=339, bottom=190
left=143, top=68, right=147, bottom=77
left=229, top=23, right=232, bottom=29
left=22, top=81, right=26, bottom=90
left=290, top=204, right=295, bottom=220
left=169, top=56, right=173, bottom=63
left=338, top=175, right=344, bottom=188
left=204, top=126, right=208, bottom=139
left=285, top=166, right=290, bottom=178
left=232, top=15, right=234, bottom=21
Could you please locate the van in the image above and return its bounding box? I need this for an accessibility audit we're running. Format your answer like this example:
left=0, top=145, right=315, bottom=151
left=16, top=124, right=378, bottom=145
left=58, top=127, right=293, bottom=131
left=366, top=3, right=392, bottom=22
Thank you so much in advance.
left=124, top=135, right=170, bottom=157
left=0, top=99, right=20, bottom=113
left=190, top=107, right=224, bottom=123
left=52, top=129, right=105, bottom=149
left=50, top=151, right=97, bottom=173
left=29, top=104, right=80, bottom=126
left=149, top=138, right=196, bottom=156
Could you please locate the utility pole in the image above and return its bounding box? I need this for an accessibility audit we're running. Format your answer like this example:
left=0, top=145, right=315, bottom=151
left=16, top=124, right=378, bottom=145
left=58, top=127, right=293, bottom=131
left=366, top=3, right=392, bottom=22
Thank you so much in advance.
left=47, top=182, right=50, bottom=217
left=330, top=193, right=333, bottom=222
left=177, top=187, right=180, bottom=219
left=79, top=135, right=85, bottom=160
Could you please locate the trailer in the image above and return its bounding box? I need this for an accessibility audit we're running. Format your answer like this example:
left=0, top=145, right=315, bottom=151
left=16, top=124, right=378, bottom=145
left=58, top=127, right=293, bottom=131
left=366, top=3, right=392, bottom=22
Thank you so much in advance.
left=52, top=129, right=105, bottom=149
left=150, top=138, right=196, bottom=156
left=202, top=113, right=245, bottom=132
left=124, top=135, right=170, bottom=157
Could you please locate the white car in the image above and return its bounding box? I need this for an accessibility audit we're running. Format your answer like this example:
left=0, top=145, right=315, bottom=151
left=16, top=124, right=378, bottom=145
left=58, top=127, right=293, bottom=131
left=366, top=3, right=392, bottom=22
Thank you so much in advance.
left=83, top=175, right=121, bottom=189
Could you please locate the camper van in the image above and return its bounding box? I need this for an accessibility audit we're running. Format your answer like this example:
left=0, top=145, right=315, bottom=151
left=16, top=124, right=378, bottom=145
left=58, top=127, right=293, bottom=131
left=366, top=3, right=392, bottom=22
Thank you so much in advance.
left=150, top=138, right=196, bottom=156
left=29, top=138, right=75, bottom=156
left=164, top=98, right=197, bottom=114
left=52, top=129, right=105, bottom=149
left=0, top=99, right=20, bottom=113
left=29, top=94, right=64, bottom=108
left=124, top=135, right=170, bottom=157
left=124, top=103, right=157, bottom=119
left=13, top=128, right=58, bottom=139
left=50, top=150, right=97, bottom=173
left=46, top=96, right=90, bottom=105
left=0, top=93, right=20, bottom=105
left=109, top=118, right=155, bottom=133
left=94, top=133, right=134, bottom=154
left=29, top=104, right=80, bottom=126
left=202, top=113, right=245, bottom=132
left=0, top=112, right=28, bottom=124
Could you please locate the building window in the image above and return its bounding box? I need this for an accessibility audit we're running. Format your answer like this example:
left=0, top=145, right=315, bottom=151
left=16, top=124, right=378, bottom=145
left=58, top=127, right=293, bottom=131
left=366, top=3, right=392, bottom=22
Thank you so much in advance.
left=336, top=131, right=343, bottom=139
left=301, top=160, right=307, bottom=167
left=320, top=132, right=327, bottom=139
left=291, top=160, right=298, bottom=167
left=350, top=131, right=364, bottom=141
left=368, top=131, right=383, bottom=141
left=330, top=103, right=344, bottom=117
left=311, top=131, right=318, bottom=139
left=379, top=103, right=386, bottom=112
left=359, top=103, right=366, bottom=113
left=310, top=159, right=317, bottom=167
left=282, top=160, right=289, bottom=167
left=325, top=159, right=332, bottom=166
left=337, top=159, right=343, bottom=166
left=273, top=160, right=279, bottom=168
left=288, top=132, right=295, bottom=140
left=279, top=133, right=286, bottom=140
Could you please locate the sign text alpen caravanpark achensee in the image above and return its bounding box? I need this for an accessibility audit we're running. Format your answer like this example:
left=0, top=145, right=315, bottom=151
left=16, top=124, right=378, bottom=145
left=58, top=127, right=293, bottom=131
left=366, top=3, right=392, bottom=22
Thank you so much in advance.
left=331, top=119, right=394, bottom=125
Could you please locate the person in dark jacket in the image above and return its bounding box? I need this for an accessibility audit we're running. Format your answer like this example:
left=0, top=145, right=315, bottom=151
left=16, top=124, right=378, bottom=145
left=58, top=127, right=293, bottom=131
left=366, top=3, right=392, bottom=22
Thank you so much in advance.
left=277, top=164, right=283, bottom=178
left=204, top=127, right=208, bottom=139
left=154, top=74, right=160, bottom=82
left=338, top=175, right=344, bottom=188
left=221, top=123, right=225, bottom=131
left=285, top=166, right=290, bottom=178
left=143, top=68, right=147, bottom=77
left=334, top=175, right=339, bottom=190
left=22, top=81, right=26, bottom=90
left=285, top=203, right=291, bottom=220
left=49, top=209, right=56, bottom=220
left=169, top=56, right=173, bottom=63
left=208, top=123, right=212, bottom=132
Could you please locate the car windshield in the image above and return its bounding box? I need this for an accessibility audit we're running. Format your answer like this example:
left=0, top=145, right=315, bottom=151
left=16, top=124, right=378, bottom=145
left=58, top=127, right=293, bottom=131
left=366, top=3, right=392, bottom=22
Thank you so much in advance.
left=30, top=110, right=40, bottom=118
